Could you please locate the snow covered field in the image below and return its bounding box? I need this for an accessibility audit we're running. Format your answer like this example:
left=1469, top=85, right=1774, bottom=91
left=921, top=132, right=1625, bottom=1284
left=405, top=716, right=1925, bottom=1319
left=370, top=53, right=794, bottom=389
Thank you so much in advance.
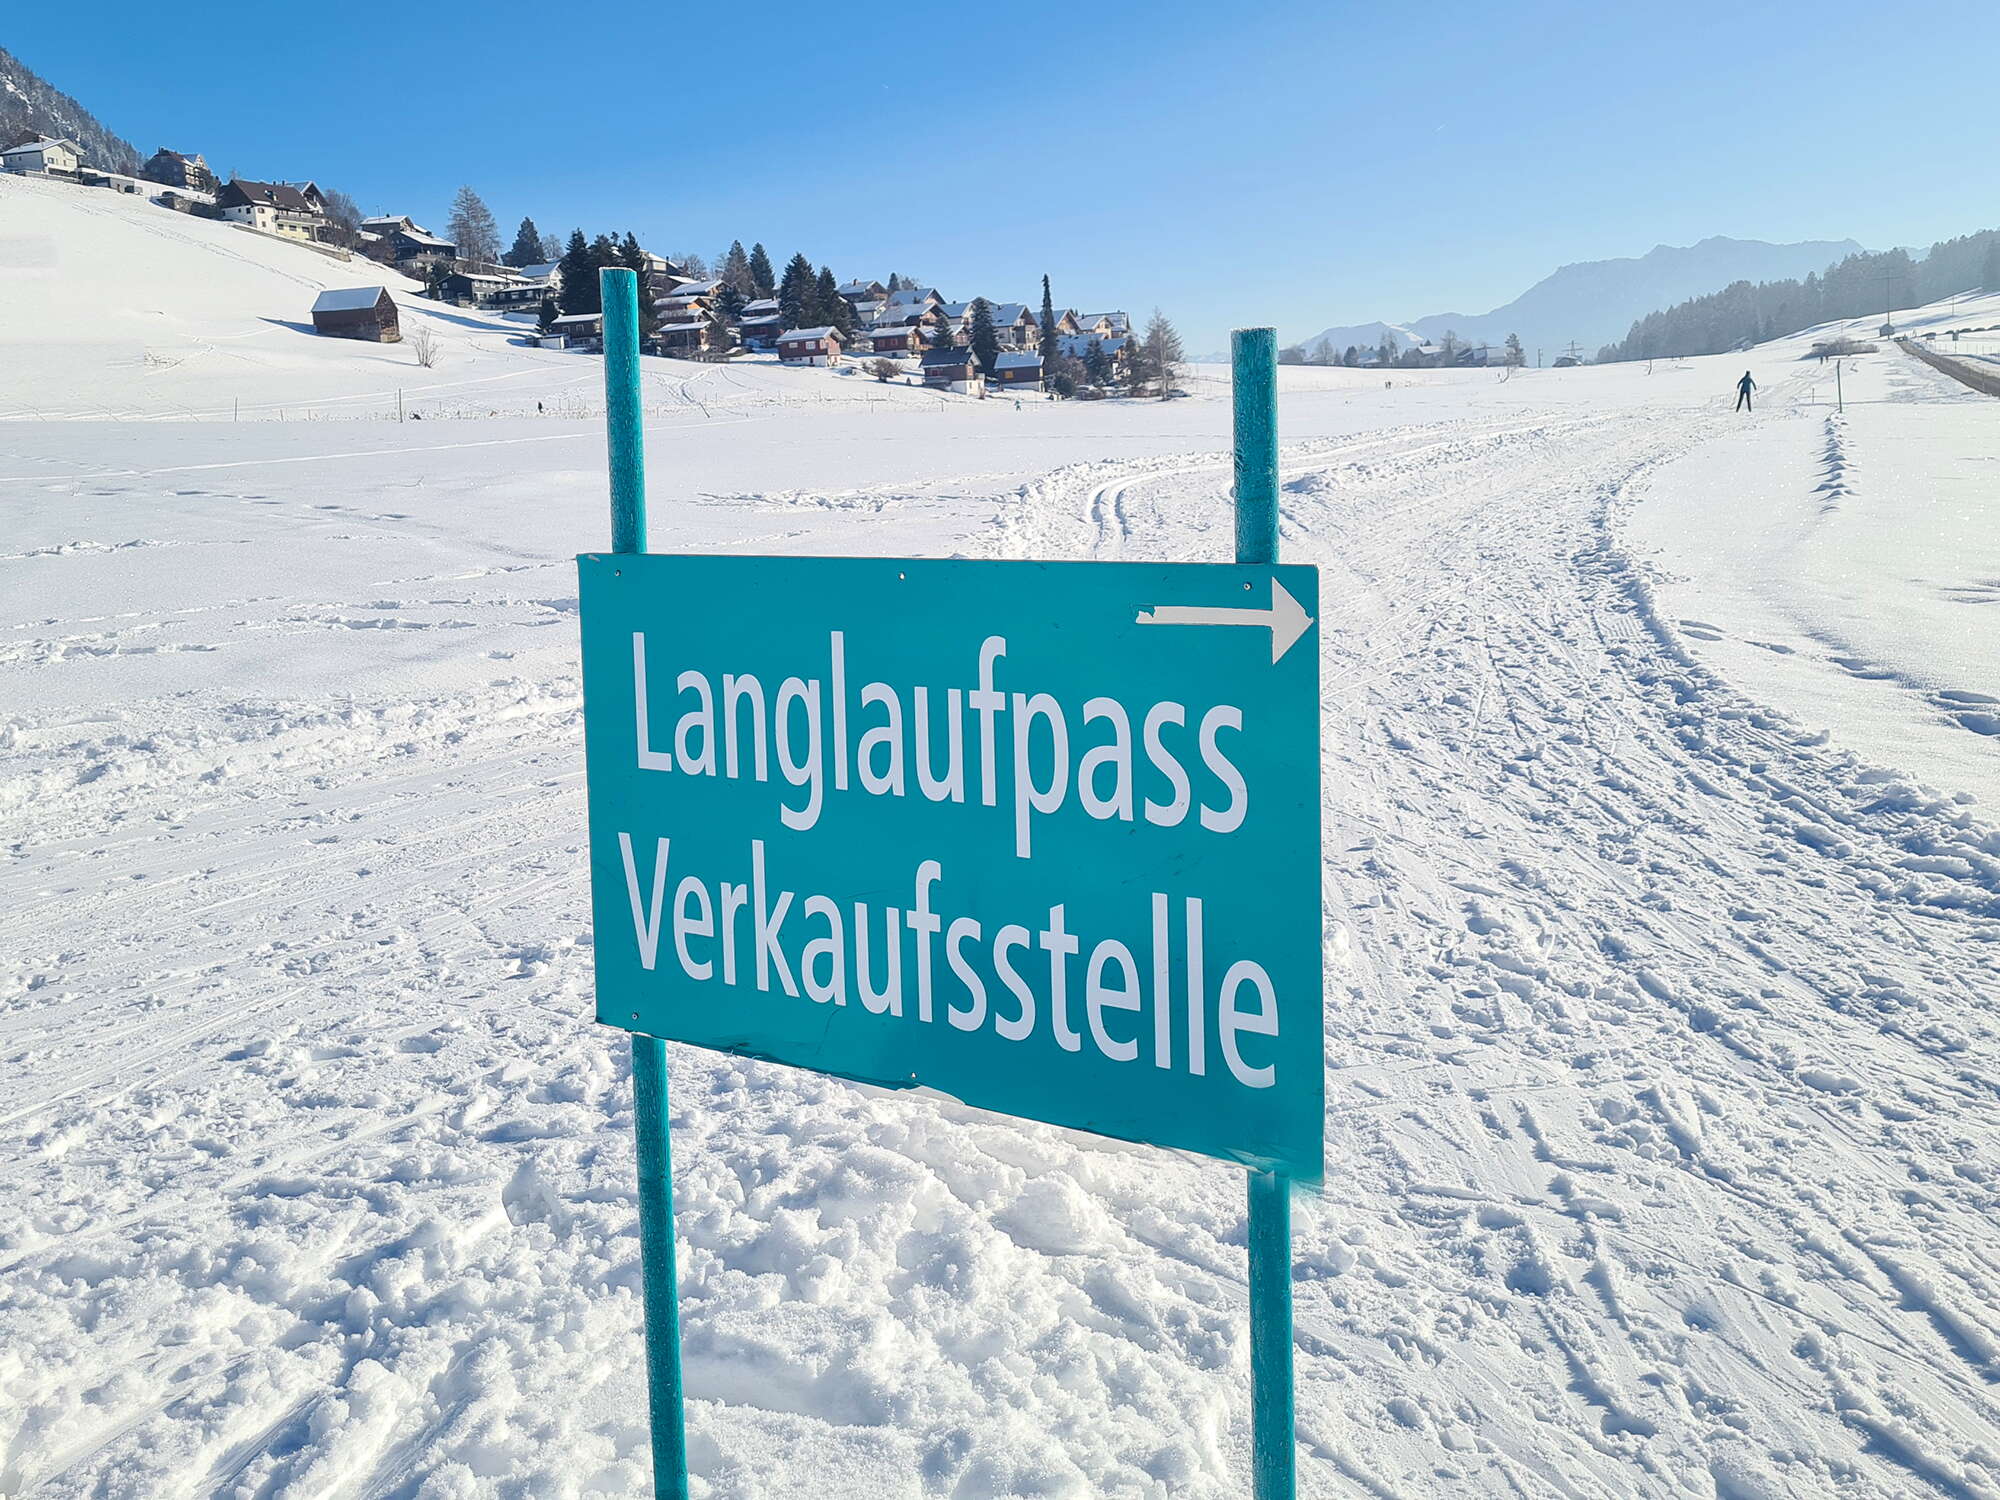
left=4, top=174, right=2000, bottom=1498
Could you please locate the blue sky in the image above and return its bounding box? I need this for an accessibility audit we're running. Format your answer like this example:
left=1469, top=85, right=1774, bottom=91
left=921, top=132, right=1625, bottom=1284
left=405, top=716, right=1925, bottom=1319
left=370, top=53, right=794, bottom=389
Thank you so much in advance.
left=11, top=1, right=1996, bottom=351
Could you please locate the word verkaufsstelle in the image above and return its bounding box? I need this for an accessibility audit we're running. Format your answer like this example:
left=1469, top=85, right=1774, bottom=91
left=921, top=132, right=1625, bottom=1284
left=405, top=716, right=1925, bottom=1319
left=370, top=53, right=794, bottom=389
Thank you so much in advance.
left=616, top=837, right=1281, bottom=1088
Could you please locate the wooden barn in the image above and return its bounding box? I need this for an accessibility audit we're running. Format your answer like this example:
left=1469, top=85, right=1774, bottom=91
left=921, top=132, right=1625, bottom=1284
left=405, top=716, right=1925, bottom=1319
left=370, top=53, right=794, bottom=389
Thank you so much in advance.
left=310, top=287, right=400, bottom=343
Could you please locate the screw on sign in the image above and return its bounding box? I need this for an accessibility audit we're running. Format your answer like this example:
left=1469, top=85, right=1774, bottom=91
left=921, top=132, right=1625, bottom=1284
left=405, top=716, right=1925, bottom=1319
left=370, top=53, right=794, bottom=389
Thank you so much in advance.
left=581, top=271, right=1321, bottom=1499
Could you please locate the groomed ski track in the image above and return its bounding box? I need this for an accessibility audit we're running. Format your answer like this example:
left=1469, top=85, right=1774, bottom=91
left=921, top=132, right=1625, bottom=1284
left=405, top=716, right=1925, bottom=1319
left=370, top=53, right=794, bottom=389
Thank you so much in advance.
left=5, top=358, right=2000, bottom=1498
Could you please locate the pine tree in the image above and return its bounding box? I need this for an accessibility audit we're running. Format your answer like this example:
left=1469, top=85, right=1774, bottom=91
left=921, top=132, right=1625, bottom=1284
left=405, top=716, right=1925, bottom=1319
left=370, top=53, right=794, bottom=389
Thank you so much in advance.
left=926, top=312, right=955, bottom=352
left=1142, top=310, right=1183, bottom=397
left=819, top=267, right=854, bottom=338
left=778, top=253, right=816, bottom=329
left=1082, top=338, right=1112, bottom=386
left=557, top=229, right=598, bottom=316
left=720, top=240, right=755, bottom=296
left=424, top=260, right=453, bottom=301
left=815, top=266, right=846, bottom=334
left=1503, top=332, right=1525, bottom=367
left=1039, top=274, right=1059, bottom=367
left=535, top=295, right=558, bottom=336
left=617, top=233, right=657, bottom=334
left=967, top=297, right=1000, bottom=376
left=707, top=299, right=736, bottom=355
left=1984, top=240, right=2000, bottom=292
left=886, top=273, right=904, bottom=293
left=589, top=234, right=619, bottom=270
left=1119, top=335, right=1151, bottom=394
left=504, top=217, right=544, bottom=268
left=447, top=187, right=499, bottom=266
left=748, top=243, right=776, bottom=299
left=1343, top=345, right=1360, bottom=367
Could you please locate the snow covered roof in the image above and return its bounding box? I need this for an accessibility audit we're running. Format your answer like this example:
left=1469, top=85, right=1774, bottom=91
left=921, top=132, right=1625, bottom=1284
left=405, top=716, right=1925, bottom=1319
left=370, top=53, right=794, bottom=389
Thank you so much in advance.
left=671, top=279, right=723, bottom=296
left=1057, top=333, right=1126, bottom=358
left=887, top=288, right=938, bottom=306
left=653, top=319, right=709, bottom=333
left=738, top=315, right=784, bottom=327
left=989, top=304, right=1030, bottom=323
left=3, top=135, right=78, bottom=156
left=226, top=179, right=318, bottom=212
left=310, top=287, right=390, bottom=313
left=994, top=351, right=1042, bottom=370
left=551, top=313, right=602, bottom=326
left=869, top=326, right=914, bottom=338
left=779, top=327, right=839, bottom=341
left=1080, top=312, right=1129, bottom=329
left=398, top=230, right=454, bottom=249
left=518, top=262, right=559, bottom=280
left=921, top=347, right=974, bottom=366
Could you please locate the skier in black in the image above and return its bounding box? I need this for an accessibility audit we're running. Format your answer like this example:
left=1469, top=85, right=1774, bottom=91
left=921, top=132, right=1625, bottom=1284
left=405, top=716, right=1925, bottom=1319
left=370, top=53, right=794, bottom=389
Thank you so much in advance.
left=1735, top=371, right=1756, bottom=412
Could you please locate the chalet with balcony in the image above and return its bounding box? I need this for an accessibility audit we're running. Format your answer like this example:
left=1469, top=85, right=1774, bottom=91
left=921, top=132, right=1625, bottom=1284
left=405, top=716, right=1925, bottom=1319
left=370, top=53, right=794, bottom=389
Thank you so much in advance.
left=650, top=318, right=716, bottom=357
left=986, top=303, right=1038, bottom=349
left=868, top=326, right=918, bottom=356
left=990, top=351, right=1044, bottom=391
left=778, top=327, right=844, bottom=366
left=921, top=346, right=981, bottom=394
left=551, top=312, right=603, bottom=349
left=140, top=148, right=215, bottom=193
left=217, top=179, right=329, bottom=242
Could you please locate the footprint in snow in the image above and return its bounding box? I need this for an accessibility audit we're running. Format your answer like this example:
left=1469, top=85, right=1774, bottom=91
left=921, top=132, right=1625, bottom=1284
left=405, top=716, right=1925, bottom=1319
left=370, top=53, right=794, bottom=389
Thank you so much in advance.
left=1929, top=690, right=2000, bottom=736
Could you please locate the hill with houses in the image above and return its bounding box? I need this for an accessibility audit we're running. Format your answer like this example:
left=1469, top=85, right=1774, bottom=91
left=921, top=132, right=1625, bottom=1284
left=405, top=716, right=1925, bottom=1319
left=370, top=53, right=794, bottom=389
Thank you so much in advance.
left=0, top=39, right=1151, bottom=402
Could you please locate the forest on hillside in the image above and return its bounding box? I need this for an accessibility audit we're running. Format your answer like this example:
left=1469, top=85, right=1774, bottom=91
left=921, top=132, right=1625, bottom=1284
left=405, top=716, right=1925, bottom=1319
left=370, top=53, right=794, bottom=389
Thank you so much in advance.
left=1598, top=229, right=2000, bottom=362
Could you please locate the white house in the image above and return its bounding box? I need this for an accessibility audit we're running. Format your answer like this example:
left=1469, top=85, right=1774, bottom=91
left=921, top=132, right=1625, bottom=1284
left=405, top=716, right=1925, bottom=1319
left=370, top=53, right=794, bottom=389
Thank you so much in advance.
left=1, top=136, right=82, bottom=176
left=216, top=180, right=328, bottom=242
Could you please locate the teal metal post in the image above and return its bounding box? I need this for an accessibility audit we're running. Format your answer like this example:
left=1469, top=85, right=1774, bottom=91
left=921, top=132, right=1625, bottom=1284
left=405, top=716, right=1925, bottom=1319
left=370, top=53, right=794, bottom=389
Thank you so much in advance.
left=1232, top=327, right=1280, bottom=568
left=602, top=266, right=690, bottom=1500
left=604, top=268, right=648, bottom=556
left=1233, top=326, right=1295, bottom=1499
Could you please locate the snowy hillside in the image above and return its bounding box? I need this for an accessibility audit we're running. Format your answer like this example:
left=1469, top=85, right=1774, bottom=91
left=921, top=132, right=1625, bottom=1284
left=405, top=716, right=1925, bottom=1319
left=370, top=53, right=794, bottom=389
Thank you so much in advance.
left=5, top=179, right=2000, bottom=1499
left=1299, top=235, right=1865, bottom=359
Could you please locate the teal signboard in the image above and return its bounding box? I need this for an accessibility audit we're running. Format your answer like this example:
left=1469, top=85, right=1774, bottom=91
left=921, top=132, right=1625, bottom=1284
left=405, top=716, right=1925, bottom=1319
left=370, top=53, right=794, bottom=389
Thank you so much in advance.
left=579, top=553, right=1323, bottom=1181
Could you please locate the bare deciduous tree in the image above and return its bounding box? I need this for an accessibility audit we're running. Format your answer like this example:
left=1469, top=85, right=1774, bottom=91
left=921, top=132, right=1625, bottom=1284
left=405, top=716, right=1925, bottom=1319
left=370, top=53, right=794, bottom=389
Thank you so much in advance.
left=408, top=323, right=441, bottom=369
left=867, top=358, right=900, bottom=383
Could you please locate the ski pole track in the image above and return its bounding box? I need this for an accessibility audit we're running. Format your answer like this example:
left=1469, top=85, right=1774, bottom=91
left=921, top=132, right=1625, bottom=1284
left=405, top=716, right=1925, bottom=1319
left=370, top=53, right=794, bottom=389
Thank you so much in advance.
left=5, top=370, right=2000, bottom=1495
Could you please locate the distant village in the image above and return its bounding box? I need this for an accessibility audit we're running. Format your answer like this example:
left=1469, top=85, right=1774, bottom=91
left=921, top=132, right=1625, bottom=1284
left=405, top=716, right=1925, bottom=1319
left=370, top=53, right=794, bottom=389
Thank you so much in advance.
left=3, top=132, right=1161, bottom=400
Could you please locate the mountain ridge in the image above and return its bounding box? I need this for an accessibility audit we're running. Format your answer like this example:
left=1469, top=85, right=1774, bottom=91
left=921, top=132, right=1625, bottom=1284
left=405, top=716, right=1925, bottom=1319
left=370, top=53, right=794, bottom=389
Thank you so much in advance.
left=1297, top=235, right=1867, bottom=362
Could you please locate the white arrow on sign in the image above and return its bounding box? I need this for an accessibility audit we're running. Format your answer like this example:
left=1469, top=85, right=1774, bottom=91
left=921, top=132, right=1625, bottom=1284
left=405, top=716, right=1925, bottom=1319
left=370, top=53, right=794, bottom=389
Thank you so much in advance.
left=1134, top=577, right=1316, bottom=663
